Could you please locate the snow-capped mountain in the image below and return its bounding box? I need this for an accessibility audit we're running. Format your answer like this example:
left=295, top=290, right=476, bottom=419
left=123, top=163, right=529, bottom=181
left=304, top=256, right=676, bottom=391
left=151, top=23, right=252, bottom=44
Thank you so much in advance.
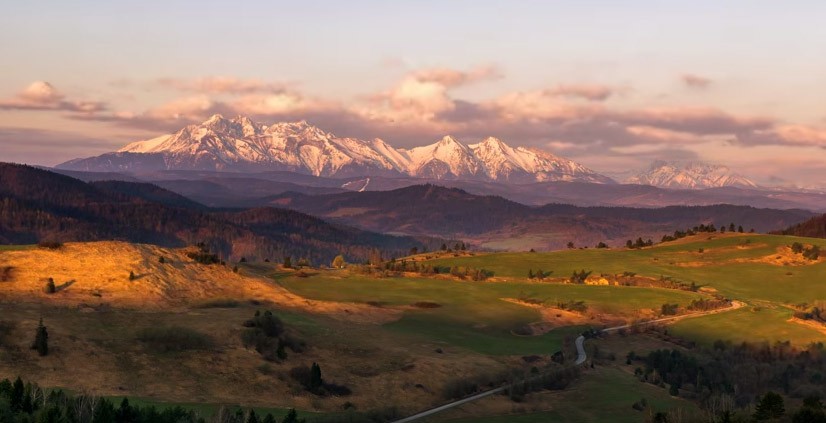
left=57, top=114, right=613, bottom=183
left=627, top=161, right=757, bottom=189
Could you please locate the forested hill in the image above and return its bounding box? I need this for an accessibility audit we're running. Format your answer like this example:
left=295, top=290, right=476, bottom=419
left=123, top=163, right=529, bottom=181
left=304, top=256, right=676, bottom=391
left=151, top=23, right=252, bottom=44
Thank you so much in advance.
left=775, top=214, right=826, bottom=239
left=268, top=184, right=815, bottom=250
left=0, top=163, right=433, bottom=264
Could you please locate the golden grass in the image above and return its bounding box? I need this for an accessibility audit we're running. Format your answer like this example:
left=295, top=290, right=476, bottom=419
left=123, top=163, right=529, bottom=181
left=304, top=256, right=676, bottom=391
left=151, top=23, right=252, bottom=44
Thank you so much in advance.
left=0, top=241, right=398, bottom=323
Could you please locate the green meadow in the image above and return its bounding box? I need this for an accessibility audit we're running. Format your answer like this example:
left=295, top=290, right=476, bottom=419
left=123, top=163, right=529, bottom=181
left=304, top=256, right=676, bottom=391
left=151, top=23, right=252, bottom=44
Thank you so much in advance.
left=278, top=275, right=703, bottom=355
left=426, top=233, right=826, bottom=346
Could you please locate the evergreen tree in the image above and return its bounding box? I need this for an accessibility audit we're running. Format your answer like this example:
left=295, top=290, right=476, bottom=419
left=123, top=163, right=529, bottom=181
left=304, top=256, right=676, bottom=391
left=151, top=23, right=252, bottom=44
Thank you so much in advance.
left=115, top=397, right=135, bottom=423
left=262, top=414, right=277, bottom=423
left=283, top=256, right=292, bottom=269
left=129, top=271, right=135, bottom=281
left=31, top=318, right=48, bottom=356
left=729, top=223, right=736, bottom=232
left=92, top=398, right=116, bottom=423
left=754, top=391, right=785, bottom=420
left=309, top=362, right=323, bottom=391
left=10, top=377, right=24, bottom=412
left=737, top=225, right=744, bottom=233
left=528, top=269, right=534, bottom=279
left=440, top=243, right=447, bottom=251
left=246, top=409, right=259, bottom=423
left=276, top=342, right=287, bottom=360
left=158, top=256, right=165, bottom=264
left=567, top=241, right=575, bottom=249
left=626, top=240, right=633, bottom=249
left=282, top=409, right=301, bottom=423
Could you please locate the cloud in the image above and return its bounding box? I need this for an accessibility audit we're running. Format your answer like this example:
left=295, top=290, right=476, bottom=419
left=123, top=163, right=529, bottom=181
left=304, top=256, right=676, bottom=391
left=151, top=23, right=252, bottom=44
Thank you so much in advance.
left=682, top=74, right=712, bottom=89
left=747, top=124, right=826, bottom=148
left=53, top=67, right=826, bottom=156
left=0, top=81, right=107, bottom=113
left=548, top=84, right=615, bottom=101
left=155, top=76, right=290, bottom=95
left=0, top=127, right=121, bottom=166
left=411, top=65, right=503, bottom=87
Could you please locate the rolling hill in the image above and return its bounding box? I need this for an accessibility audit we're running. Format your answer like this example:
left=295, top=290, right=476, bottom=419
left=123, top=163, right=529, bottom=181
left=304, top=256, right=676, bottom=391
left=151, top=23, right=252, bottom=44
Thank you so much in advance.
left=266, top=185, right=815, bottom=250
left=0, top=163, right=435, bottom=263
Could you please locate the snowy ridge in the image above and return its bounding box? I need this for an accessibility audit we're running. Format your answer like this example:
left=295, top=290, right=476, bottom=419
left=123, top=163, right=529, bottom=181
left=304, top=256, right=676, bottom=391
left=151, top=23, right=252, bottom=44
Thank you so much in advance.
left=627, top=161, right=757, bottom=189
left=67, top=114, right=612, bottom=183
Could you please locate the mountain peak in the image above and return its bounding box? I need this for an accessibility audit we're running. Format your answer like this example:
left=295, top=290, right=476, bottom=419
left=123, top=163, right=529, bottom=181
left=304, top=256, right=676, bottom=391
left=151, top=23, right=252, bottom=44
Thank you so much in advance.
left=629, top=160, right=757, bottom=189
left=204, top=113, right=225, bottom=124
left=437, top=135, right=462, bottom=146
left=60, top=114, right=614, bottom=184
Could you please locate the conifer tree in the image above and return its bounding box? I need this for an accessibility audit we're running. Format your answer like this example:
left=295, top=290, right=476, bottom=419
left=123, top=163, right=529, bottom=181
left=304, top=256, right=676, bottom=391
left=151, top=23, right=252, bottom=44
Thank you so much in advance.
left=31, top=318, right=48, bottom=356
left=309, top=362, right=323, bottom=391
left=247, top=409, right=259, bottom=423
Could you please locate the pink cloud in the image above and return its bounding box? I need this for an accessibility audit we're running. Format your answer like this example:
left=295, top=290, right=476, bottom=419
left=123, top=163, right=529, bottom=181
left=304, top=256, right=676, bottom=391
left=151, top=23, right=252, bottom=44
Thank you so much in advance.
left=682, top=74, right=712, bottom=89
left=548, top=84, right=615, bottom=101
left=0, top=81, right=107, bottom=113
left=155, top=76, right=290, bottom=95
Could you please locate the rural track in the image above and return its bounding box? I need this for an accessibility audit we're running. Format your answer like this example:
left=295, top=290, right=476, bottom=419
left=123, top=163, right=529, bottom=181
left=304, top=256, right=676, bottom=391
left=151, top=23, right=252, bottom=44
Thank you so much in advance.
left=393, top=301, right=744, bottom=422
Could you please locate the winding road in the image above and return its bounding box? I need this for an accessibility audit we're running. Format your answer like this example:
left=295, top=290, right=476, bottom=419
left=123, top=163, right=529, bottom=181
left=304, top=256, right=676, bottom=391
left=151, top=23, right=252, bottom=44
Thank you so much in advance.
left=392, top=301, right=744, bottom=423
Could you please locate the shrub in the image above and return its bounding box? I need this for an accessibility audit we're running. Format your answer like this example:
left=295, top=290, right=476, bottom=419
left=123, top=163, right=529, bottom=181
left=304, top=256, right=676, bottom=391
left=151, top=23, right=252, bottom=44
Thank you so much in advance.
left=0, top=320, right=16, bottom=347
left=242, top=311, right=303, bottom=361
left=44, top=278, right=56, bottom=294
left=37, top=241, right=63, bottom=250
left=194, top=299, right=240, bottom=308
left=0, top=266, right=14, bottom=282
left=136, top=327, right=213, bottom=352
left=411, top=302, right=441, bottom=309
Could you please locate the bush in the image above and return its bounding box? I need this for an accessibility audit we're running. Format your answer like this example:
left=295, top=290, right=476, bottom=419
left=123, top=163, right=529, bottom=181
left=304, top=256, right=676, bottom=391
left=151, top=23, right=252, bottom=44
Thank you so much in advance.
left=44, top=278, right=56, bottom=294
left=0, top=266, right=14, bottom=282
left=411, top=302, right=441, bottom=309
left=0, top=320, right=16, bottom=347
left=136, top=327, right=213, bottom=352
left=194, top=299, right=240, bottom=308
left=242, top=310, right=303, bottom=361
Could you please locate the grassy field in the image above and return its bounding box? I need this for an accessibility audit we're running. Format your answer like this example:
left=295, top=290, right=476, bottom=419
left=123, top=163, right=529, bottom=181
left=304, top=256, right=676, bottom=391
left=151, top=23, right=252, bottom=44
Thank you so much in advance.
left=278, top=274, right=700, bottom=355
left=435, top=367, right=699, bottom=423
left=0, top=244, right=34, bottom=251
left=670, top=306, right=824, bottom=346
left=425, top=233, right=826, bottom=346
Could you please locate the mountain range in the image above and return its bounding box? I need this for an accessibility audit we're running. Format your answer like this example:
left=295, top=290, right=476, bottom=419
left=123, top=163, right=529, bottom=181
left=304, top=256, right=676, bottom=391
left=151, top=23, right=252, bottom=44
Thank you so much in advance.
left=56, top=114, right=759, bottom=189
left=58, top=114, right=610, bottom=183
left=627, top=160, right=756, bottom=189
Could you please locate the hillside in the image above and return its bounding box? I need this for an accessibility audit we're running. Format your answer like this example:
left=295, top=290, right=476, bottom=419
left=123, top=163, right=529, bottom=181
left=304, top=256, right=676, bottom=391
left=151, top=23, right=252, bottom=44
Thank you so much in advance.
left=0, top=163, right=432, bottom=263
left=775, top=213, right=826, bottom=238
left=268, top=185, right=815, bottom=250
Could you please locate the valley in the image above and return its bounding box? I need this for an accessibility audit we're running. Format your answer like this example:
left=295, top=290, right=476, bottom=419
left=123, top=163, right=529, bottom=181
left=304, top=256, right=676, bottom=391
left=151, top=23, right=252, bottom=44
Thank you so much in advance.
left=1, top=229, right=824, bottom=422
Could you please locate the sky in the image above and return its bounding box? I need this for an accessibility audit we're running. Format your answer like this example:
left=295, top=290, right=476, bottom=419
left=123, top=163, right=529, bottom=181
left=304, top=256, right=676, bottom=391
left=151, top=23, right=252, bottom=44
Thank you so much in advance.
left=1, top=0, right=825, bottom=186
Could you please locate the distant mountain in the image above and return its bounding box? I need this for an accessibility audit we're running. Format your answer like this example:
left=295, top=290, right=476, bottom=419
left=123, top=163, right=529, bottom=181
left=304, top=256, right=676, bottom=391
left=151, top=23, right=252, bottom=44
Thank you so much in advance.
left=56, top=114, right=613, bottom=184
left=267, top=184, right=815, bottom=250
left=628, top=161, right=757, bottom=189
left=0, top=163, right=435, bottom=263
left=775, top=214, right=826, bottom=239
